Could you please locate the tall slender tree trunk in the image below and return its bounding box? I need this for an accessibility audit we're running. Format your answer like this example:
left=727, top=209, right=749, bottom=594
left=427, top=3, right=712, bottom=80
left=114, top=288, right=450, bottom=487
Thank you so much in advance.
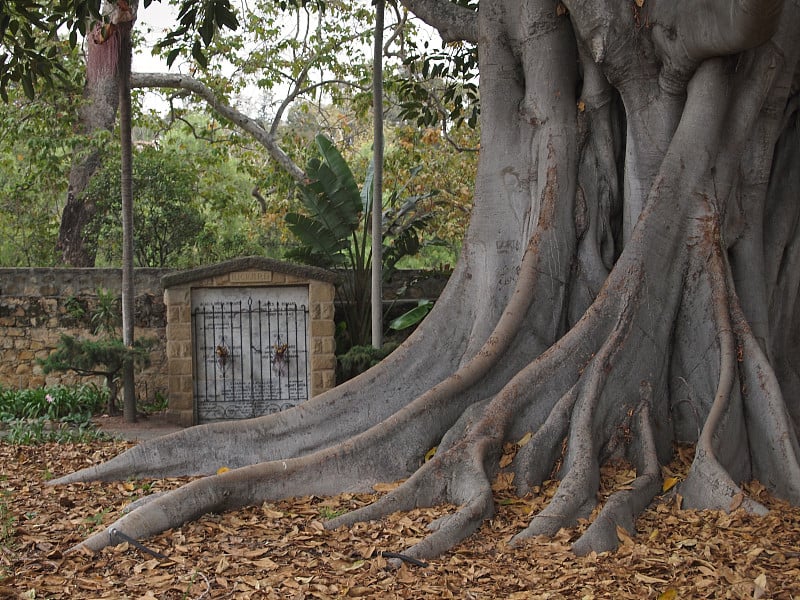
left=58, top=21, right=121, bottom=266
left=371, top=0, right=385, bottom=349
left=118, top=13, right=136, bottom=423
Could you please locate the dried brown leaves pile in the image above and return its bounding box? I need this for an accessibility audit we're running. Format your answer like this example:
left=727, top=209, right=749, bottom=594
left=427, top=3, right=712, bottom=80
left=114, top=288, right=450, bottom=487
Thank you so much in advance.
left=1, top=441, right=799, bottom=599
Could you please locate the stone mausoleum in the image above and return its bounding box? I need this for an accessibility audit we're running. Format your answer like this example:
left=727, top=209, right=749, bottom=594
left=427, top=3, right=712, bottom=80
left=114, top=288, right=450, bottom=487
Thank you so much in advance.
left=161, top=257, right=337, bottom=426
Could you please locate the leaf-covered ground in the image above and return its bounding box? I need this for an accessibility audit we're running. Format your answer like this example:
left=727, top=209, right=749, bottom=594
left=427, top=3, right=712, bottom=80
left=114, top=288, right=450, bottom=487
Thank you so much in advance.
left=1, top=440, right=799, bottom=599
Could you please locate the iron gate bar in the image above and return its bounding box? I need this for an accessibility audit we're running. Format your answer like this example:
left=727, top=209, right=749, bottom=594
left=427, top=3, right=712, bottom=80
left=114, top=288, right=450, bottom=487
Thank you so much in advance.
left=192, top=298, right=310, bottom=422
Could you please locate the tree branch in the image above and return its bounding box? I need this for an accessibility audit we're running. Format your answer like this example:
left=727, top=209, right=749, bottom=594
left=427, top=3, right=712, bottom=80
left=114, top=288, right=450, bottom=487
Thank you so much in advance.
left=130, top=72, right=306, bottom=184
left=399, top=0, right=478, bottom=43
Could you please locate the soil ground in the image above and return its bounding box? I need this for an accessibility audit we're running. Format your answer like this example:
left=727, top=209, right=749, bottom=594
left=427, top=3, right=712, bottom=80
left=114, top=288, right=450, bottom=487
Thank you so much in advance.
left=1, top=427, right=799, bottom=599
left=91, top=412, right=184, bottom=442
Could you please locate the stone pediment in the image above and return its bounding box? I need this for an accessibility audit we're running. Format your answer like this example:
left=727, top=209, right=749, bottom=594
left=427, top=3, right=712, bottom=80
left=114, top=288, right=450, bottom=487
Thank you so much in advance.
left=161, top=256, right=337, bottom=289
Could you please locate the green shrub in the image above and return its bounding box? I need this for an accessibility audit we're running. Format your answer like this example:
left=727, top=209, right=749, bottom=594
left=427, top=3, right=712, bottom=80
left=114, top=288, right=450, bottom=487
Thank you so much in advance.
left=0, top=384, right=108, bottom=423
left=336, top=343, right=400, bottom=384
left=37, top=335, right=153, bottom=415
left=4, top=416, right=109, bottom=445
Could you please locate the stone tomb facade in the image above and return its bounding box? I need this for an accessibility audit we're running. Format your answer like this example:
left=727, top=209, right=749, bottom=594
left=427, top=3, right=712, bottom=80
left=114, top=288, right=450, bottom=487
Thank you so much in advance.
left=162, top=257, right=337, bottom=425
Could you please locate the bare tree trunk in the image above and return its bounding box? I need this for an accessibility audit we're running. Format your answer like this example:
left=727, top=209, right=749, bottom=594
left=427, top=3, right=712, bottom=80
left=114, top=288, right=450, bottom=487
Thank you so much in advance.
left=58, top=26, right=120, bottom=267
left=118, top=15, right=136, bottom=423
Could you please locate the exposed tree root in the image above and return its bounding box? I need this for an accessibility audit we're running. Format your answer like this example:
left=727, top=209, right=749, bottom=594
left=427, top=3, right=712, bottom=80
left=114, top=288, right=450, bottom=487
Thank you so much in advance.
left=49, top=0, right=800, bottom=565
left=571, top=404, right=662, bottom=556
left=327, top=439, right=497, bottom=563
left=513, top=285, right=642, bottom=544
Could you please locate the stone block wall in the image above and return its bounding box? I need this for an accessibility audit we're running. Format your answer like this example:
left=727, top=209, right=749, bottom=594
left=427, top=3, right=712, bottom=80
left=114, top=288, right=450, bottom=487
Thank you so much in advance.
left=0, top=268, right=173, bottom=398
left=0, top=263, right=448, bottom=421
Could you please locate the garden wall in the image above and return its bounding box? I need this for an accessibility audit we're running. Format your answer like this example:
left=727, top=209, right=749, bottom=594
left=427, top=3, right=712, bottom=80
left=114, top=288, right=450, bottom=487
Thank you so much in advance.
left=0, top=265, right=448, bottom=405
left=0, top=267, right=174, bottom=401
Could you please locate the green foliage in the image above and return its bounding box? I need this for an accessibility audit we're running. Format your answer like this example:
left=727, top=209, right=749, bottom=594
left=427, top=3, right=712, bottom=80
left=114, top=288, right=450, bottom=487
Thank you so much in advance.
left=0, top=384, right=107, bottom=422
left=0, top=42, right=85, bottom=266
left=381, top=166, right=438, bottom=279
left=86, top=145, right=207, bottom=267
left=317, top=505, right=347, bottom=520
left=0, top=383, right=110, bottom=445
left=155, top=0, right=240, bottom=68
left=287, top=134, right=439, bottom=348
left=91, top=288, right=121, bottom=335
left=37, top=335, right=154, bottom=414
left=39, top=335, right=153, bottom=381
left=3, top=417, right=108, bottom=445
left=0, top=0, right=99, bottom=100
left=63, top=295, right=87, bottom=321
left=286, top=135, right=365, bottom=268
left=140, top=391, right=169, bottom=415
left=389, top=299, right=433, bottom=331
left=335, top=342, right=399, bottom=384
left=287, top=134, right=372, bottom=346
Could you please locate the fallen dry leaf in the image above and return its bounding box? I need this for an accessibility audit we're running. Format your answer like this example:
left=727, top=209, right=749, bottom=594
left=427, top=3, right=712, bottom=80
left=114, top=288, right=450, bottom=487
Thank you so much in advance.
left=0, top=440, right=799, bottom=599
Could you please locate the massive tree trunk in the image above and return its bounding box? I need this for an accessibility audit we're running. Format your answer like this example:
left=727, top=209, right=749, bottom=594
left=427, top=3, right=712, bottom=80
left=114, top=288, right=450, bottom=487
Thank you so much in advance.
left=52, top=0, right=800, bottom=559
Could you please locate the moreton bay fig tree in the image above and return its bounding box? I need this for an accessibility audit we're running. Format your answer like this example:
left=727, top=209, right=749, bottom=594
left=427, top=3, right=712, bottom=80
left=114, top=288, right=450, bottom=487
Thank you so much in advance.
left=52, top=0, right=800, bottom=559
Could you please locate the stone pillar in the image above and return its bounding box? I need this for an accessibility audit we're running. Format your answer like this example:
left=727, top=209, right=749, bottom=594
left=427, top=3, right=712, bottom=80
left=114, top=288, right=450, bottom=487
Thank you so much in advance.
left=164, top=284, right=194, bottom=425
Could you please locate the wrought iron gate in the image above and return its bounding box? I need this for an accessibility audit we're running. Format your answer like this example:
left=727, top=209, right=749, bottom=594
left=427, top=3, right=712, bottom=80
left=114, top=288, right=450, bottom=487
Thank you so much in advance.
left=192, top=298, right=309, bottom=422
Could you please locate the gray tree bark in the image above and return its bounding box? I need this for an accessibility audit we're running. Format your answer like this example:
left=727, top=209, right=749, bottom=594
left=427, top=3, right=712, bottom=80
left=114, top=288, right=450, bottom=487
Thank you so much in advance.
left=52, top=0, right=800, bottom=560
left=372, top=0, right=385, bottom=349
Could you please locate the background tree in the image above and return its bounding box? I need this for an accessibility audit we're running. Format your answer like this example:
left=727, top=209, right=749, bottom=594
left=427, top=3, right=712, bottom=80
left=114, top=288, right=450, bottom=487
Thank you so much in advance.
left=0, top=58, right=83, bottom=265
left=85, top=145, right=205, bottom=266
left=54, top=0, right=240, bottom=266
left=118, top=0, right=138, bottom=423
left=58, top=7, right=122, bottom=267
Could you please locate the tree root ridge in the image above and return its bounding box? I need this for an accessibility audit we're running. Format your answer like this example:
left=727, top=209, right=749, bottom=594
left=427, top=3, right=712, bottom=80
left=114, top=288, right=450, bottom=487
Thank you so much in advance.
left=511, top=282, right=645, bottom=546
left=679, top=231, right=800, bottom=514
left=327, top=439, right=497, bottom=562
left=571, top=404, right=662, bottom=555
left=51, top=208, right=568, bottom=489
left=327, top=266, right=674, bottom=561
left=732, top=301, right=800, bottom=502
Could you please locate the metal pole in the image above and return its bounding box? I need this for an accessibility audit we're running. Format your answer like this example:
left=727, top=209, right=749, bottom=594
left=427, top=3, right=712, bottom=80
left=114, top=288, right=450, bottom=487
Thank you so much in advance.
left=371, top=0, right=385, bottom=349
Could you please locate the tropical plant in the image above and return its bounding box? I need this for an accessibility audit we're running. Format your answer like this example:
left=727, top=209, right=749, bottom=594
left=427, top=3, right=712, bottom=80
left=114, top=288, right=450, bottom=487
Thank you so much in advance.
left=286, top=134, right=437, bottom=348
left=388, top=299, right=434, bottom=331
left=91, top=288, right=121, bottom=335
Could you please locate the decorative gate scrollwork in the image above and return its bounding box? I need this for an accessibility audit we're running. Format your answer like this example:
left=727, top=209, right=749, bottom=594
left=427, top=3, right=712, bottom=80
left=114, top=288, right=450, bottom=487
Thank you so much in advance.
left=192, top=296, right=309, bottom=422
